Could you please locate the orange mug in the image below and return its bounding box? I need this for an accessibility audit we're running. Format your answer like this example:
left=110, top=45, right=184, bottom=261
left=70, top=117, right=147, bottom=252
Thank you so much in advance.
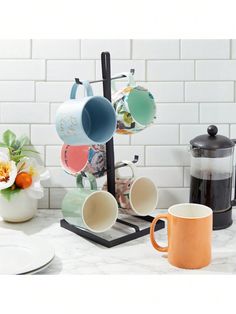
left=150, top=203, right=213, bottom=269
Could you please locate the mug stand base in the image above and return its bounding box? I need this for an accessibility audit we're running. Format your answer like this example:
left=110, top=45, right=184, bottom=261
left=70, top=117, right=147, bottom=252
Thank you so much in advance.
left=60, top=215, right=165, bottom=248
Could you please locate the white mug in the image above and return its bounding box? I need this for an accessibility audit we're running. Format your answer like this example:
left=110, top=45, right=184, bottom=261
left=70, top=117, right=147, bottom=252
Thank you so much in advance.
left=103, top=160, right=158, bottom=216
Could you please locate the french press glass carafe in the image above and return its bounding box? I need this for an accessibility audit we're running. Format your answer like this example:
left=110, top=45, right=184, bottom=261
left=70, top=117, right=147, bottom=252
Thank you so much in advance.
left=189, top=125, right=234, bottom=230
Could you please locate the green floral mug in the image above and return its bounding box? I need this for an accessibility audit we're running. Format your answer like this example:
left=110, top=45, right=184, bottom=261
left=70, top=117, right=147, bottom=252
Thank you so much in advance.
left=112, top=72, right=156, bottom=135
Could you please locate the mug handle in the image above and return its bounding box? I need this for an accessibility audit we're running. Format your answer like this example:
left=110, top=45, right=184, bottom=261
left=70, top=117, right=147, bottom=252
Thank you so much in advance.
left=70, top=80, right=93, bottom=99
left=111, top=72, right=136, bottom=93
left=150, top=214, right=169, bottom=252
left=76, top=173, right=97, bottom=190
left=115, top=160, right=137, bottom=179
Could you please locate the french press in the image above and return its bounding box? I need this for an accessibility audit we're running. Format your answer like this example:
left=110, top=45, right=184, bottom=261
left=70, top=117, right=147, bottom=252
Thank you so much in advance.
left=189, top=125, right=235, bottom=230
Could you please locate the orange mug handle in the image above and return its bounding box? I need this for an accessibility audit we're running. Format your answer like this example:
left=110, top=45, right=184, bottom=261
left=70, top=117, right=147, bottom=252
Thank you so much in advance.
left=150, top=214, right=169, bottom=252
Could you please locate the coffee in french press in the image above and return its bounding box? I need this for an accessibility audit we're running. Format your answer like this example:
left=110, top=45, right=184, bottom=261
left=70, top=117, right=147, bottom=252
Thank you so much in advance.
left=189, top=125, right=234, bottom=230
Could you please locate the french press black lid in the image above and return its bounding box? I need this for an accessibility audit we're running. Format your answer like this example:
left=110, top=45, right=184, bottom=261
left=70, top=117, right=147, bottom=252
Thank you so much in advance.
left=190, top=125, right=235, bottom=158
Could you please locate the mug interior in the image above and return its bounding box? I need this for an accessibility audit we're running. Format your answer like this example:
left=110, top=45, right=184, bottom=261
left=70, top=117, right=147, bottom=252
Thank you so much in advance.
left=60, top=144, right=89, bottom=175
left=130, top=177, right=158, bottom=215
left=82, top=97, right=116, bottom=143
left=169, top=203, right=212, bottom=219
left=128, top=88, right=156, bottom=126
left=83, top=191, right=118, bottom=232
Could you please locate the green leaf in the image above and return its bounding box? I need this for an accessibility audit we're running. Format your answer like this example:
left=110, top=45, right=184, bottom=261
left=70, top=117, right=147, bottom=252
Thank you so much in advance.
left=10, top=154, right=28, bottom=163
left=3, top=130, right=16, bottom=147
left=0, top=187, right=21, bottom=201
left=0, top=142, right=7, bottom=147
left=17, top=136, right=29, bottom=149
left=21, top=148, right=39, bottom=154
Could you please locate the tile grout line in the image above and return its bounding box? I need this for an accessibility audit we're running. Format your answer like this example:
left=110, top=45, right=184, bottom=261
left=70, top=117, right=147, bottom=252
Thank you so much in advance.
left=79, top=39, right=82, bottom=59
left=130, top=39, right=132, bottom=59
left=179, top=39, right=181, bottom=59
left=30, top=39, right=32, bottom=59
left=48, top=187, right=51, bottom=209
left=198, top=102, right=200, bottom=123
left=78, top=39, right=81, bottom=59
left=235, top=81, right=236, bottom=103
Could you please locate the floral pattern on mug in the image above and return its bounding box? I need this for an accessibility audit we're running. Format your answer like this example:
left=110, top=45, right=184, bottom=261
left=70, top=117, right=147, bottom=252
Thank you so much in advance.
left=115, top=178, right=132, bottom=209
left=84, top=144, right=106, bottom=178
left=103, top=177, right=136, bottom=215
left=113, top=85, right=156, bottom=135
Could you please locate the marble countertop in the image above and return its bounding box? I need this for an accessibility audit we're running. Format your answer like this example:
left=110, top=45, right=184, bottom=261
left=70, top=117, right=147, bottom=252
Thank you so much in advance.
left=0, top=209, right=235, bottom=274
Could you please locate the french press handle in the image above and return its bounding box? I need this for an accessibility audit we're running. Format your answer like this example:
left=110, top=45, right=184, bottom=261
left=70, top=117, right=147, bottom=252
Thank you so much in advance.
left=231, top=139, right=236, bottom=206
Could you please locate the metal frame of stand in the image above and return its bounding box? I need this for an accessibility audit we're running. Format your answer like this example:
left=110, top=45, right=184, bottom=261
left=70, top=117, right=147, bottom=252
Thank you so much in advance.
left=60, top=51, right=165, bottom=248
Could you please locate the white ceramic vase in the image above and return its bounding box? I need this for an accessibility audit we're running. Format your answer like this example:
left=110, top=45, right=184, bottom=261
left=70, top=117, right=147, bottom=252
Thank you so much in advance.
left=0, top=189, right=38, bottom=223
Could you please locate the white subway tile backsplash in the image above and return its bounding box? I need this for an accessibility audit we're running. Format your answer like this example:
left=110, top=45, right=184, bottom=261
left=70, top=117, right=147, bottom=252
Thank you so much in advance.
left=132, top=40, right=179, bottom=59
left=200, top=103, right=236, bottom=123
left=0, top=40, right=30, bottom=58
left=136, top=167, right=183, bottom=187
left=114, top=146, right=144, bottom=165
left=131, top=125, right=179, bottom=145
left=180, top=124, right=229, bottom=144
left=0, top=39, right=234, bottom=210
left=96, top=60, right=145, bottom=81
left=36, top=82, right=72, bottom=102
left=0, top=81, right=34, bottom=101
left=196, top=60, right=236, bottom=80
left=181, top=40, right=230, bottom=59
left=185, top=82, right=234, bottom=102
left=0, top=124, right=30, bottom=139
left=44, top=167, right=76, bottom=188
left=230, top=125, right=236, bottom=138
left=50, top=188, right=72, bottom=209
left=50, top=103, right=62, bottom=123
left=142, top=82, right=184, bottom=102
left=89, top=82, right=104, bottom=96
left=31, top=125, right=62, bottom=145
left=1, top=103, right=49, bottom=123
left=46, top=146, right=61, bottom=166
left=231, top=40, right=236, bottom=59
left=157, top=103, right=198, bottom=123
left=38, top=188, right=49, bottom=209
left=113, top=134, right=130, bottom=145
left=47, top=60, right=95, bottom=81
left=0, top=60, right=45, bottom=80
left=147, top=61, right=194, bottom=81
left=81, top=40, right=130, bottom=59
left=32, top=39, right=80, bottom=59
left=146, top=146, right=190, bottom=166
left=158, top=188, right=189, bottom=209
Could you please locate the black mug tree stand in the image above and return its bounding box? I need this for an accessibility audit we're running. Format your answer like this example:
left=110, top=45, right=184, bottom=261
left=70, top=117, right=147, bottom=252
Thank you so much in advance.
left=60, top=52, right=165, bottom=248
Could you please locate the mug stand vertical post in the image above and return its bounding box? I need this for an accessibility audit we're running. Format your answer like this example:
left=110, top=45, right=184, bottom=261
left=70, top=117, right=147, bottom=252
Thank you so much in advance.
left=60, top=51, right=165, bottom=248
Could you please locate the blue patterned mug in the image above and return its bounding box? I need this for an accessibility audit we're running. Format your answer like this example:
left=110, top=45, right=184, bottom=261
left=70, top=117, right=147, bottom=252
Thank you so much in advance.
left=56, top=81, right=117, bottom=145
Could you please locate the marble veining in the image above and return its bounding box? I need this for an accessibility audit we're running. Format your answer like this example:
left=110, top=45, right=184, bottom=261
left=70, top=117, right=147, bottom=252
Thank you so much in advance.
left=0, top=209, right=235, bottom=274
